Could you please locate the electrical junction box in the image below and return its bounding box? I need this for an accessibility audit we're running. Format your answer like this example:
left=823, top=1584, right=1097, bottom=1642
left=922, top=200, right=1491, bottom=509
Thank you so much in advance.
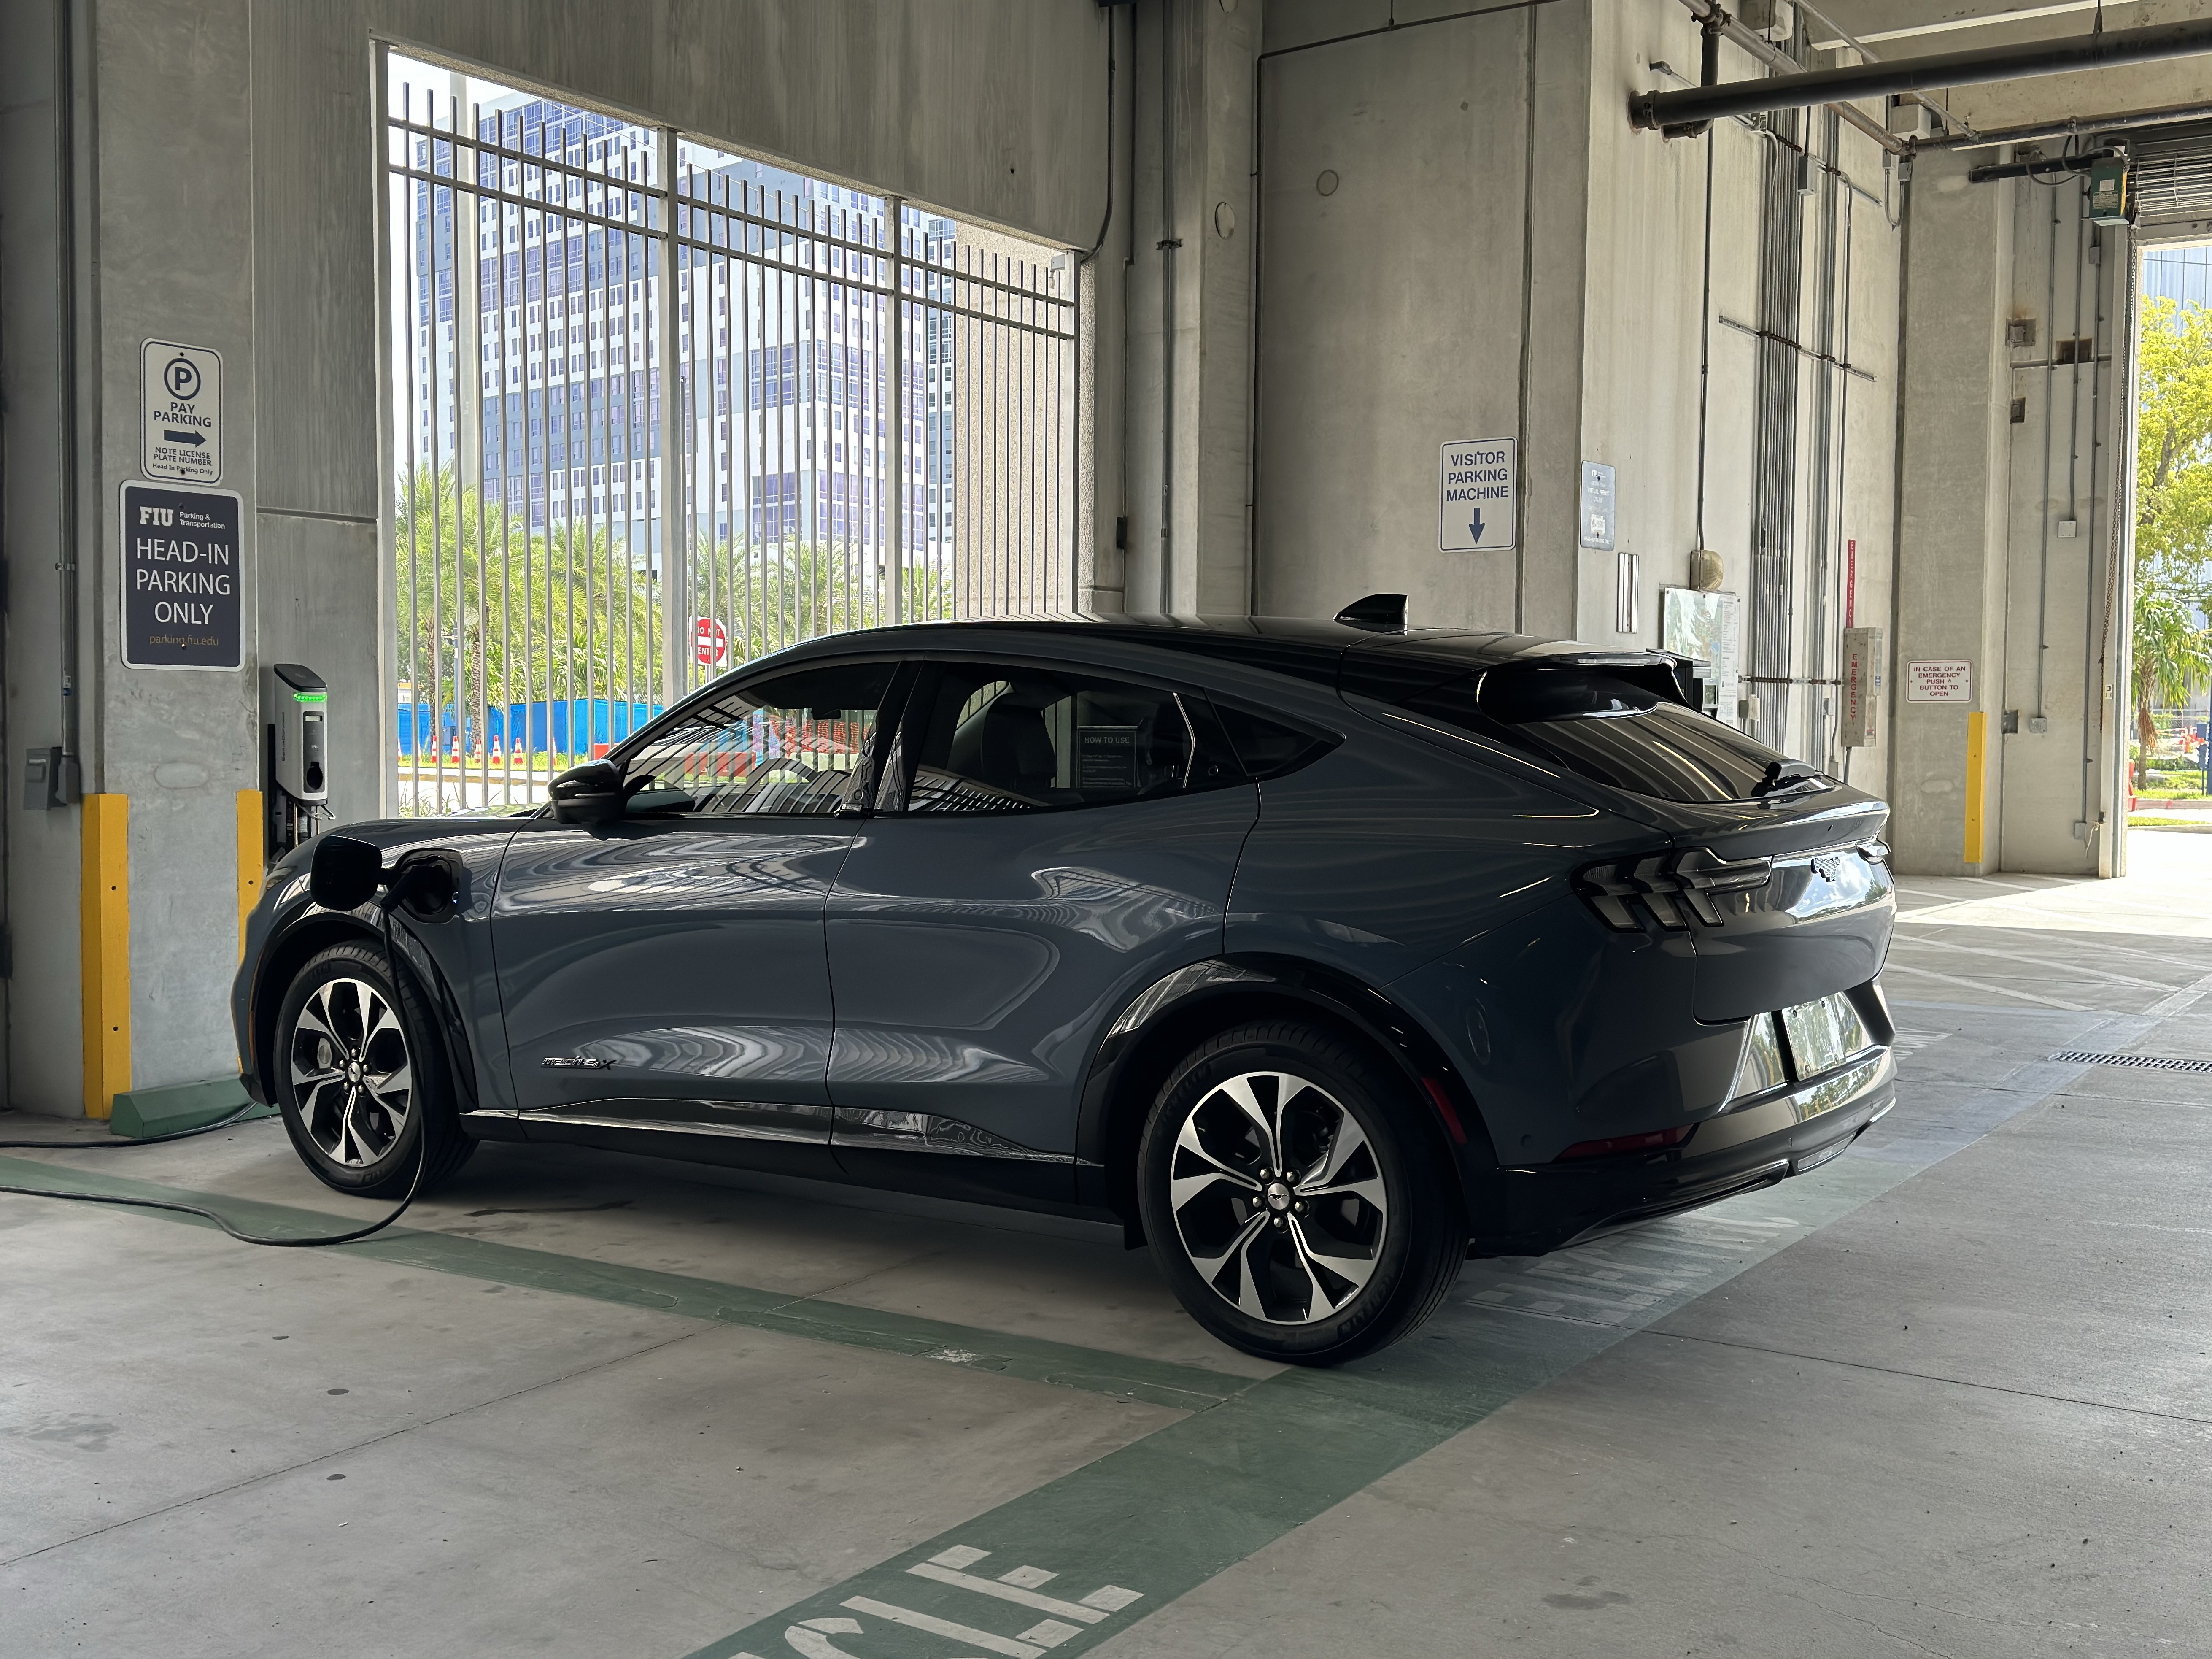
left=269, top=662, right=328, bottom=802
left=1841, top=627, right=1883, bottom=749
left=2087, top=160, right=2131, bottom=226
left=1738, top=0, right=1796, bottom=41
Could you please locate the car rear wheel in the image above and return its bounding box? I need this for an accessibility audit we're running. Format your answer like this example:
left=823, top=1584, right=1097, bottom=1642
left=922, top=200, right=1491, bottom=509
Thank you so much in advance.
left=1137, top=1019, right=1466, bottom=1364
left=275, top=941, right=475, bottom=1200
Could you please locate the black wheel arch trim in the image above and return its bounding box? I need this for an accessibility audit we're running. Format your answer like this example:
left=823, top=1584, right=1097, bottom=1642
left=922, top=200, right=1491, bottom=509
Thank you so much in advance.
left=1075, top=953, right=1502, bottom=1231
left=245, top=903, right=482, bottom=1117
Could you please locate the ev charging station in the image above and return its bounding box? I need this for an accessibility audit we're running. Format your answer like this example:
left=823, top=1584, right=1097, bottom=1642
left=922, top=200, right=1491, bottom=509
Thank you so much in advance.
left=264, top=662, right=328, bottom=862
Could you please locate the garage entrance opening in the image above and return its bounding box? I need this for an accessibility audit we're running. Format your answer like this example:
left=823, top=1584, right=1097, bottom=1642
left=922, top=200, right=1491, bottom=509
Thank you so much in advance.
left=2128, top=240, right=2212, bottom=857
left=383, top=54, right=1079, bottom=815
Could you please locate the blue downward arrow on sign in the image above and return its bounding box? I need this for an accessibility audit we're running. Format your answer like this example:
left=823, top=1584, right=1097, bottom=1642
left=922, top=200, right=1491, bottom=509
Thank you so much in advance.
left=1469, top=508, right=1485, bottom=543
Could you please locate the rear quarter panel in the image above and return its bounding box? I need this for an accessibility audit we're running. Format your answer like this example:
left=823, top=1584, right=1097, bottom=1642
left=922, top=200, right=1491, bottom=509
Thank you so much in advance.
left=1225, top=705, right=1718, bottom=1158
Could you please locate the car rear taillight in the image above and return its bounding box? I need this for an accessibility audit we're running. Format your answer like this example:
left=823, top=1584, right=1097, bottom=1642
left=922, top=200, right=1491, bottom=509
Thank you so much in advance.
left=1574, top=846, right=1773, bottom=931
left=1556, top=1124, right=1695, bottom=1159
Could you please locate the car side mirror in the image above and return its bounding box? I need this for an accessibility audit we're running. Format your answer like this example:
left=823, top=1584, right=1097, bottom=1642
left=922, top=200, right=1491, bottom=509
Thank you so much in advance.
left=550, top=760, right=630, bottom=826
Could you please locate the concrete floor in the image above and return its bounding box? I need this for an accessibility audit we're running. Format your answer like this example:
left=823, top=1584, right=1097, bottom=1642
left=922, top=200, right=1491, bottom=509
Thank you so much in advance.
left=7, top=833, right=2212, bottom=1657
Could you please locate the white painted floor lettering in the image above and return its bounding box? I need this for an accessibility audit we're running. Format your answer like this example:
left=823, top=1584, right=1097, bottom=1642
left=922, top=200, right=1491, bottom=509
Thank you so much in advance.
left=915, top=1546, right=1144, bottom=1628
left=842, top=1596, right=1043, bottom=1658
left=908, top=1562, right=1111, bottom=1624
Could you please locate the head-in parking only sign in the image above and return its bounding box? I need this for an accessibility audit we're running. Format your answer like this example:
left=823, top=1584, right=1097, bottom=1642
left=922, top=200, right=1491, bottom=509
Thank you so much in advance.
left=121, top=481, right=243, bottom=671
left=142, top=339, right=223, bottom=484
left=1439, top=436, right=1516, bottom=552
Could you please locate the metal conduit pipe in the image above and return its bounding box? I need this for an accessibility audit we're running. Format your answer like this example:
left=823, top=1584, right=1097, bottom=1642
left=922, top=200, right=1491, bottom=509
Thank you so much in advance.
left=1793, top=0, right=1976, bottom=141
left=1659, top=13, right=1728, bottom=140
left=1967, top=150, right=2122, bottom=183
left=1634, top=19, right=2212, bottom=132
left=1667, top=0, right=1907, bottom=155
left=1923, top=99, right=2212, bottom=151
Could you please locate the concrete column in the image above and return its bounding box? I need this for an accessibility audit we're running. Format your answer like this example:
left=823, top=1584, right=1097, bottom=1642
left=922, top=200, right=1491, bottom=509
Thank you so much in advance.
left=1125, top=0, right=1260, bottom=616
left=1078, top=2, right=1134, bottom=613
left=0, top=0, right=262, bottom=1116
left=1890, top=147, right=2016, bottom=876
left=1519, top=1, right=1593, bottom=639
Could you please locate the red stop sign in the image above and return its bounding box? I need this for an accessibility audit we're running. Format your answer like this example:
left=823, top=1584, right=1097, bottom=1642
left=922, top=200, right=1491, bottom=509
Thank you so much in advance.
left=693, top=616, right=729, bottom=669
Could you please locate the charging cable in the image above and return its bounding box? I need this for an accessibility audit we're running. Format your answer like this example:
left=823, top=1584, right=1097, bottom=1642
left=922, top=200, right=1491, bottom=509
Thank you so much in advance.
left=0, top=844, right=445, bottom=1248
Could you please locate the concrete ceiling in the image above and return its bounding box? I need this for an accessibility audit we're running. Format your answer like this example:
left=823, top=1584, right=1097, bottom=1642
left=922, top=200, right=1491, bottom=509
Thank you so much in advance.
left=1794, top=0, right=2212, bottom=135
left=1807, top=0, right=2167, bottom=51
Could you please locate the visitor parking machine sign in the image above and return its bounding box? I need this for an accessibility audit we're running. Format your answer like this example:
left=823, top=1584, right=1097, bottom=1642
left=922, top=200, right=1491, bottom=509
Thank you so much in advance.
left=121, top=481, right=242, bottom=671
left=1439, top=437, right=1516, bottom=552
left=141, top=339, right=223, bottom=484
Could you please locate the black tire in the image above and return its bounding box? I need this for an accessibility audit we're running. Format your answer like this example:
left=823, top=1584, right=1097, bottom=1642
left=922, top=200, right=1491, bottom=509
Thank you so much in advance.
left=274, top=940, right=475, bottom=1200
left=1137, top=1019, right=1466, bottom=1364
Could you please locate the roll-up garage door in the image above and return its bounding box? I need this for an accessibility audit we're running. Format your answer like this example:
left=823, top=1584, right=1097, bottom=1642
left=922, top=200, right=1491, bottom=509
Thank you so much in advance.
left=2129, top=123, right=2212, bottom=226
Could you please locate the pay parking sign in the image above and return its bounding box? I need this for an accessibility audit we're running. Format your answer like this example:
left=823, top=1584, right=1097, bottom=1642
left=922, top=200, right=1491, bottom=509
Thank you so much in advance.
left=142, top=339, right=223, bottom=484
left=1439, top=437, right=1516, bottom=553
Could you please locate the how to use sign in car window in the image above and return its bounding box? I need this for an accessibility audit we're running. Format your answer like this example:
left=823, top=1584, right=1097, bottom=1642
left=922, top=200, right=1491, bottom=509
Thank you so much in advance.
left=890, top=664, right=1234, bottom=814
left=620, top=661, right=894, bottom=816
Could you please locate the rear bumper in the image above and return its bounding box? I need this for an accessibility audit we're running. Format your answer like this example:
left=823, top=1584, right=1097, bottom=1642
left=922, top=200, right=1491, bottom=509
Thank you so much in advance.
left=1484, top=1048, right=1894, bottom=1254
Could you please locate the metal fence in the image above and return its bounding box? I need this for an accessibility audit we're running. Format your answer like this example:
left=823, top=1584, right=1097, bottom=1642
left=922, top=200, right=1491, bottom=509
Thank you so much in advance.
left=383, top=54, right=1079, bottom=815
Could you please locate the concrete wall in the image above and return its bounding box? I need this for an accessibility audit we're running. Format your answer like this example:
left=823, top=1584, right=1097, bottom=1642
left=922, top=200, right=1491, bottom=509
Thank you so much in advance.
left=1890, top=147, right=2131, bottom=878
left=1121, top=0, right=1260, bottom=616
left=1248, top=0, right=1902, bottom=798
left=1581, top=3, right=1901, bottom=788
left=1, top=0, right=1120, bottom=1115
left=2, top=0, right=2188, bottom=1115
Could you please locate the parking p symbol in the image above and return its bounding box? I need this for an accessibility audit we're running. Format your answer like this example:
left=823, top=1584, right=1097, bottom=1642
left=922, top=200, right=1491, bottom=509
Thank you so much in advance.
left=164, top=357, right=200, bottom=400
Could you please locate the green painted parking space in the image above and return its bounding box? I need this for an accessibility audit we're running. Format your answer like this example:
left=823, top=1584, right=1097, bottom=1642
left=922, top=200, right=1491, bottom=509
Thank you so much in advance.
left=0, top=1016, right=2106, bottom=1659
left=682, top=1158, right=1918, bottom=1659
left=0, top=1154, right=1250, bottom=1414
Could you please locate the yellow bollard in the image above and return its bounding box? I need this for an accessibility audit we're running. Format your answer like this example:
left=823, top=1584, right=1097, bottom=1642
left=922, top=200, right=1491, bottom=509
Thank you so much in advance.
left=237, top=789, right=264, bottom=960
left=1963, top=710, right=1988, bottom=867
left=79, top=794, right=131, bottom=1119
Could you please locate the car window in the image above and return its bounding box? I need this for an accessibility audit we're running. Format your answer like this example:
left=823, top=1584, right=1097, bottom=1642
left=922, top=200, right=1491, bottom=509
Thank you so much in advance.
left=1211, top=702, right=1339, bottom=779
left=620, top=661, right=895, bottom=816
left=1386, top=667, right=1798, bottom=804
left=883, top=663, right=1235, bottom=814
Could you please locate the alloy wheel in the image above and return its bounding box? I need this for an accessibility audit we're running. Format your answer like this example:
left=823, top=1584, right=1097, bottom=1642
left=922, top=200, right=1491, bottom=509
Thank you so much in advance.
left=289, top=976, right=413, bottom=1167
left=1165, top=1070, right=1389, bottom=1325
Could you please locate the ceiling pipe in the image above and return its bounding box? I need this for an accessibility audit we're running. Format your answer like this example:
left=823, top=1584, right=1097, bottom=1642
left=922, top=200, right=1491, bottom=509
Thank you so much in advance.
left=1659, top=11, right=1729, bottom=140
left=1966, top=147, right=2122, bottom=183
left=1667, top=0, right=1906, bottom=154
left=1633, top=17, right=2212, bottom=132
left=1793, top=0, right=1975, bottom=140
left=1920, top=97, right=2212, bottom=150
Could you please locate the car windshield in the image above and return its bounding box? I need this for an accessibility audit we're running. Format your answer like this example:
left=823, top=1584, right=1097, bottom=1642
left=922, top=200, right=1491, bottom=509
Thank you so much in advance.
left=1381, top=667, right=1813, bottom=805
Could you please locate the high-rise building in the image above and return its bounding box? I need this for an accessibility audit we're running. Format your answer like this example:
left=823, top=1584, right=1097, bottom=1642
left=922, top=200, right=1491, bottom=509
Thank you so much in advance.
left=401, top=89, right=960, bottom=576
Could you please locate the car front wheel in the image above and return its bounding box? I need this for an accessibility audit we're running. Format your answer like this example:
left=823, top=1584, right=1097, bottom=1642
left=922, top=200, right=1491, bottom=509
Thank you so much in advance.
left=275, top=941, right=475, bottom=1199
left=1137, top=1019, right=1466, bottom=1364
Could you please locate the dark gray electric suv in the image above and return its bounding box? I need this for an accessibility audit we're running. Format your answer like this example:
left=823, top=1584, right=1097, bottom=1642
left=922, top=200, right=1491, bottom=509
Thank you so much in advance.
left=232, top=601, right=1896, bottom=1363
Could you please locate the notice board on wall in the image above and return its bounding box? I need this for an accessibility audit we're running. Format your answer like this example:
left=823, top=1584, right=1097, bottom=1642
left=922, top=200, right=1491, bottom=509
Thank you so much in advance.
left=1660, top=586, right=1743, bottom=727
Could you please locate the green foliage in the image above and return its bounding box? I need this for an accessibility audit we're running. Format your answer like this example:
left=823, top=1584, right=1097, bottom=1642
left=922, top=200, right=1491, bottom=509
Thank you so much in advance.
left=2133, top=297, right=2212, bottom=770
left=394, top=467, right=658, bottom=706
left=391, top=468, right=947, bottom=712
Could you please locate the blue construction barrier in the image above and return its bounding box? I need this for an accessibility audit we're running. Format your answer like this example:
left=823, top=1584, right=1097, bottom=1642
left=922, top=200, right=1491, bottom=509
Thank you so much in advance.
left=398, top=697, right=660, bottom=756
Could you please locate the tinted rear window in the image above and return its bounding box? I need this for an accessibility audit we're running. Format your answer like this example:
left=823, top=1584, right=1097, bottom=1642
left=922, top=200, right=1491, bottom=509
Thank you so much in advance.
left=1383, top=669, right=1799, bottom=804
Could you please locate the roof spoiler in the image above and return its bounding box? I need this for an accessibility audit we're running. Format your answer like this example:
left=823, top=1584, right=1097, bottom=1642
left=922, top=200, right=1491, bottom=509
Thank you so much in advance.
left=1489, top=651, right=1702, bottom=711
left=1334, top=593, right=1408, bottom=632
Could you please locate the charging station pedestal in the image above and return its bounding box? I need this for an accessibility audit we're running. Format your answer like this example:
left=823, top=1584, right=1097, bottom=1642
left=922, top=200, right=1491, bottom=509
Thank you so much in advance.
left=264, top=662, right=328, bottom=863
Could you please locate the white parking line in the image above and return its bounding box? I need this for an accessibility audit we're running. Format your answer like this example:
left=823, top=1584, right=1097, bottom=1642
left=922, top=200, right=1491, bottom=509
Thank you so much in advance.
left=1876, top=959, right=2091, bottom=1011
left=1888, top=932, right=2172, bottom=993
